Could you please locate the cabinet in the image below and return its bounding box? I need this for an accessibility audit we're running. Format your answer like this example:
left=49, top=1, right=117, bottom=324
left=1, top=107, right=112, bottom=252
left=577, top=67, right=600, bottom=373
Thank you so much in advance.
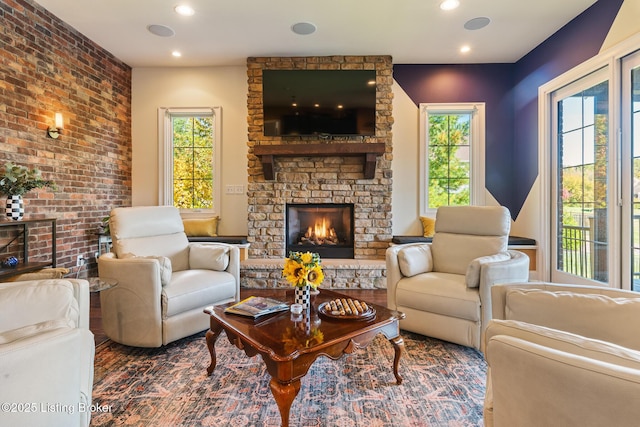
left=0, top=218, right=56, bottom=280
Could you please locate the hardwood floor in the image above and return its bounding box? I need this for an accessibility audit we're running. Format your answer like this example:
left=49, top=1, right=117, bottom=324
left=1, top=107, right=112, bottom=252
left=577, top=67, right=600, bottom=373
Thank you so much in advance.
left=90, top=287, right=388, bottom=346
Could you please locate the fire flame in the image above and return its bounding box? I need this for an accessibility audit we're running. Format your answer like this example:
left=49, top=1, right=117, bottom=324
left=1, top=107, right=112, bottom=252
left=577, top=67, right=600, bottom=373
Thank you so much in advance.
left=303, top=217, right=338, bottom=245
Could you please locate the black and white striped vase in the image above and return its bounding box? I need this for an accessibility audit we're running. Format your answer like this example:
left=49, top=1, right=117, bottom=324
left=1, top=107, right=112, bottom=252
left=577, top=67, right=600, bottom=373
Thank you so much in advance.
left=294, top=283, right=311, bottom=310
left=5, top=195, right=24, bottom=221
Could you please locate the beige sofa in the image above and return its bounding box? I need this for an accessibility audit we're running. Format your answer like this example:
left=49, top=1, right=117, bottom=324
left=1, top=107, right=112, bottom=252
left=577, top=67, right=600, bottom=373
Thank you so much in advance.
left=0, top=279, right=95, bottom=427
left=485, top=282, right=640, bottom=427
left=386, top=206, right=530, bottom=351
left=98, top=206, right=240, bottom=347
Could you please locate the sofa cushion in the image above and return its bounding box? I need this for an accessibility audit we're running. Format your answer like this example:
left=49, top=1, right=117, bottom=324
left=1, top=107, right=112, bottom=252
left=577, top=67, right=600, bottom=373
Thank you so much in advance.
left=189, top=244, right=230, bottom=271
left=431, top=233, right=507, bottom=275
left=398, top=245, right=433, bottom=277
left=486, top=319, right=640, bottom=370
left=0, top=280, right=79, bottom=333
left=0, top=318, right=73, bottom=345
left=465, top=252, right=511, bottom=288
left=110, top=206, right=191, bottom=271
left=505, top=289, right=640, bottom=351
left=396, top=272, right=480, bottom=321
left=183, top=217, right=219, bottom=237
left=162, top=269, right=237, bottom=317
left=120, top=253, right=172, bottom=286
left=435, top=206, right=510, bottom=236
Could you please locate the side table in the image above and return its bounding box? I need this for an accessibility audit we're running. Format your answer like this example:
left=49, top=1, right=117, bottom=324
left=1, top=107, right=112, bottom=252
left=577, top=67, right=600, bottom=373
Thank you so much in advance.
left=88, top=277, right=117, bottom=293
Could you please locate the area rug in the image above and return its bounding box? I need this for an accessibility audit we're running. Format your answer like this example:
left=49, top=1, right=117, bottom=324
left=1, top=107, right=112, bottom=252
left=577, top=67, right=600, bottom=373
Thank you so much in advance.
left=91, top=331, right=486, bottom=426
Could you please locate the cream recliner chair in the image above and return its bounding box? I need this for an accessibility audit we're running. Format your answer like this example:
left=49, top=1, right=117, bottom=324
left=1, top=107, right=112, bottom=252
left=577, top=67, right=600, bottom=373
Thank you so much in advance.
left=484, top=282, right=640, bottom=427
left=386, top=206, right=530, bottom=351
left=98, top=206, right=240, bottom=347
left=0, top=279, right=95, bottom=427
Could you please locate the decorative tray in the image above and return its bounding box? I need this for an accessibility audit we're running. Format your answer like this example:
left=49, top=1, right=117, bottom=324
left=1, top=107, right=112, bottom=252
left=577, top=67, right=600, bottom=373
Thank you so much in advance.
left=318, top=298, right=376, bottom=321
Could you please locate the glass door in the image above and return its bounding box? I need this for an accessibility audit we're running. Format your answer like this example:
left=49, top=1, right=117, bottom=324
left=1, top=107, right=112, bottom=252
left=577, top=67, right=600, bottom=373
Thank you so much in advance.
left=551, top=68, right=612, bottom=285
left=622, top=51, right=640, bottom=291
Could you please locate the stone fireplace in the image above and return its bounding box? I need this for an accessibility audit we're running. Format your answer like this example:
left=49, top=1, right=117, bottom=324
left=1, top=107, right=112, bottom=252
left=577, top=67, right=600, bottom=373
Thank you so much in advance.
left=246, top=55, right=394, bottom=262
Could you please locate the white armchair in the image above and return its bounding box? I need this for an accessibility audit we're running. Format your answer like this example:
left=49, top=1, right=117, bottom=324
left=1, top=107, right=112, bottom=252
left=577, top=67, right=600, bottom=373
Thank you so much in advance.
left=0, top=279, right=95, bottom=427
left=98, top=206, right=240, bottom=347
left=386, top=206, right=529, bottom=351
left=484, top=283, right=640, bottom=427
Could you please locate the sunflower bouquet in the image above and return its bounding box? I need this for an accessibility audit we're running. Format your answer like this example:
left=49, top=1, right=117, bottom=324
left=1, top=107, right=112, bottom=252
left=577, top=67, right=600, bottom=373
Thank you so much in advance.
left=282, top=251, right=324, bottom=289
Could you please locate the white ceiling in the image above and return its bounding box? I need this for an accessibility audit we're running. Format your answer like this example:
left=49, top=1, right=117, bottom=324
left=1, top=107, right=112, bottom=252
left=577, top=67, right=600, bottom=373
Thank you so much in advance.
left=35, top=0, right=598, bottom=68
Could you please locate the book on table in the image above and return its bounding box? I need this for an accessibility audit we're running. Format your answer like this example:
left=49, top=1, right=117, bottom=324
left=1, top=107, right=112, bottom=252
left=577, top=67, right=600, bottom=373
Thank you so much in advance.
left=224, top=296, right=289, bottom=318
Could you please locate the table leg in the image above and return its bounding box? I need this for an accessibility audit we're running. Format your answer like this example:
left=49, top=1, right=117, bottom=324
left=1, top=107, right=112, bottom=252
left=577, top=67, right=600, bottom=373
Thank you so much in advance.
left=205, top=323, right=223, bottom=376
left=269, top=377, right=301, bottom=427
left=390, top=335, right=404, bottom=384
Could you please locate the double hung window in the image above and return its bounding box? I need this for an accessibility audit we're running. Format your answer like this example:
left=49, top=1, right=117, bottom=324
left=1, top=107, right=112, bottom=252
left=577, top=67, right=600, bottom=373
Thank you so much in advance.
left=158, top=107, right=221, bottom=214
left=419, top=103, right=485, bottom=215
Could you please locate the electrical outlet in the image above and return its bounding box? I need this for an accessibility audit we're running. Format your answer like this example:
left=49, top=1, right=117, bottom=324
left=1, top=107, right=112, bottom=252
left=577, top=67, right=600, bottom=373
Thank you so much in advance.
left=76, top=255, right=85, bottom=267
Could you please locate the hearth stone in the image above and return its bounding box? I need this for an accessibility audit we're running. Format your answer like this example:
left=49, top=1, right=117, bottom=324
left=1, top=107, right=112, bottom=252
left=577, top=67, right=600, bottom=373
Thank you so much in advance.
left=241, top=258, right=386, bottom=289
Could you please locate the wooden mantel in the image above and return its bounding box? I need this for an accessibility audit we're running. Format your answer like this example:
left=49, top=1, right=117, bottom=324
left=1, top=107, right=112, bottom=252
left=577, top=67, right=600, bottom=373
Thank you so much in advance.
left=253, top=143, right=386, bottom=180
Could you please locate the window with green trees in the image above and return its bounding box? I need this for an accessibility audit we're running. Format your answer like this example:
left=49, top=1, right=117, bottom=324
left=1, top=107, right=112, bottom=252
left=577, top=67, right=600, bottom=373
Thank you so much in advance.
left=419, top=104, right=485, bottom=215
left=172, top=115, right=213, bottom=209
left=159, top=107, right=221, bottom=214
left=427, top=113, right=471, bottom=207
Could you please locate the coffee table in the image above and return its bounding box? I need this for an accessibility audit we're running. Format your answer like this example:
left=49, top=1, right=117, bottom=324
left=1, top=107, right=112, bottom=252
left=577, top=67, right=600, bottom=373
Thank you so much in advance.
left=203, top=289, right=405, bottom=427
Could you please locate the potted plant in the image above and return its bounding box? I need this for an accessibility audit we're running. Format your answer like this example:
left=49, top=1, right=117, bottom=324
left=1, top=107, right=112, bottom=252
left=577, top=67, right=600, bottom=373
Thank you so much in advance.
left=0, top=162, right=56, bottom=220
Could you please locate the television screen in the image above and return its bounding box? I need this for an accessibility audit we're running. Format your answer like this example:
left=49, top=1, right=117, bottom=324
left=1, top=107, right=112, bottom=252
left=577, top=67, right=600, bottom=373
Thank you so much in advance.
left=263, top=70, right=376, bottom=137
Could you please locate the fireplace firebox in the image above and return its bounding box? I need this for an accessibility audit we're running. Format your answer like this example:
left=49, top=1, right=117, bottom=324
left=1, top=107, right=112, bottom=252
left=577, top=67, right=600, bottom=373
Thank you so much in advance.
left=286, top=203, right=354, bottom=259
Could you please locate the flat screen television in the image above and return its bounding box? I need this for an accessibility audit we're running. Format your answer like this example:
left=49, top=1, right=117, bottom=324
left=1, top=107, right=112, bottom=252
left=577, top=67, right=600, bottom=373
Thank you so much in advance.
left=262, top=70, right=376, bottom=137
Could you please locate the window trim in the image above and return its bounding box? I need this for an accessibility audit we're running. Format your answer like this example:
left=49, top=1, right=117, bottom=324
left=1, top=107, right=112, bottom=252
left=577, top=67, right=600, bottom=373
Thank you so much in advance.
left=419, top=103, right=486, bottom=216
left=158, top=107, right=222, bottom=216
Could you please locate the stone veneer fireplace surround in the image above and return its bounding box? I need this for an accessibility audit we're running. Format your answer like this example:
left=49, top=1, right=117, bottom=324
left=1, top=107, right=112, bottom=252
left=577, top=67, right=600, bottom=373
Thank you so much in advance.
left=246, top=55, right=394, bottom=262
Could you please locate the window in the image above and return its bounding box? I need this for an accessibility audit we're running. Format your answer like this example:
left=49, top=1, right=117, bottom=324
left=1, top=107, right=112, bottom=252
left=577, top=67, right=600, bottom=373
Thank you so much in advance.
left=158, top=107, right=221, bottom=214
left=419, top=103, right=485, bottom=215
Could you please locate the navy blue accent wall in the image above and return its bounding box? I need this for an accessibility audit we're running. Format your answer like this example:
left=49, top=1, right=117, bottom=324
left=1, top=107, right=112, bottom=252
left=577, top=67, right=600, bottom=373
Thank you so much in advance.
left=512, top=0, right=623, bottom=217
left=393, top=64, right=515, bottom=211
left=393, top=0, right=624, bottom=219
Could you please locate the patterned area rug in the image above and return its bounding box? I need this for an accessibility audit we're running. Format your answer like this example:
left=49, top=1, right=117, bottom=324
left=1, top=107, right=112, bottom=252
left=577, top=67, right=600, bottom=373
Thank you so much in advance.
left=91, top=331, right=486, bottom=426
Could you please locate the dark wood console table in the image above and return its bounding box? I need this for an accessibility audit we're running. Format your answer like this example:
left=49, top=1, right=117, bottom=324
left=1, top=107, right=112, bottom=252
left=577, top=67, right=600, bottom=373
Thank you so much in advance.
left=0, top=218, right=57, bottom=280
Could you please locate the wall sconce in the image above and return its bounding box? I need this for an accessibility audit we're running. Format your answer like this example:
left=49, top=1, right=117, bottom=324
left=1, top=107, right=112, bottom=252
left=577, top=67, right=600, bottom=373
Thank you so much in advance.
left=47, top=113, right=64, bottom=139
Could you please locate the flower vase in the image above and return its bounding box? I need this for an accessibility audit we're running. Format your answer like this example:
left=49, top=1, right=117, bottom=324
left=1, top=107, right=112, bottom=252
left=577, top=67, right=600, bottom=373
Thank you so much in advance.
left=6, top=195, right=24, bottom=221
left=294, top=283, right=311, bottom=310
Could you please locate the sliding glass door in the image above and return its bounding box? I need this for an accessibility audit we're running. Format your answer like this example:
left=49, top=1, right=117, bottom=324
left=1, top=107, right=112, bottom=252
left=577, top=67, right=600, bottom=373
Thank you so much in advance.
left=549, top=49, right=640, bottom=290
left=551, top=68, right=611, bottom=285
left=623, top=51, right=640, bottom=291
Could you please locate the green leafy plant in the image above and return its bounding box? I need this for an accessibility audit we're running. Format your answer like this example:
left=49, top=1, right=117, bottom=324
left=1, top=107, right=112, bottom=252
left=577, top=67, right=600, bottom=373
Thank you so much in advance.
left=0, top=162, right=56, bottom=196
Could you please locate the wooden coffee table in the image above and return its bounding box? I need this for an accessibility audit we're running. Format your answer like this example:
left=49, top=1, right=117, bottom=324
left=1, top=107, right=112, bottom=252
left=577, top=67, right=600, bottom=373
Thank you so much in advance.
left=203, top=289, right=405, bottom=427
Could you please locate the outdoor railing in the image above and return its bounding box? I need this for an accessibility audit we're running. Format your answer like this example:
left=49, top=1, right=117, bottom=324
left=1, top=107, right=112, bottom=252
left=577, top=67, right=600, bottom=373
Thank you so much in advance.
left=562, top=215, right=640, bottom=287
left=561, top=224, right=592, bottom=278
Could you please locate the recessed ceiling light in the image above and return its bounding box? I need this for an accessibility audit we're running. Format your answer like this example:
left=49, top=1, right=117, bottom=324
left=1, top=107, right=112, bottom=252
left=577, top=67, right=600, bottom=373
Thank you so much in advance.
left=460, top=45, right=471, bottom=54
left=147, top=24, right=175, bottom=37
left=174, top=5, right=195, bottom=16
left=440, top=0, right=460, bottom=11
left=291, top=22, right=317, bottom=35
left=464, top=17, right=490, bottom=30
left=172, top=51, right=182, bottom=57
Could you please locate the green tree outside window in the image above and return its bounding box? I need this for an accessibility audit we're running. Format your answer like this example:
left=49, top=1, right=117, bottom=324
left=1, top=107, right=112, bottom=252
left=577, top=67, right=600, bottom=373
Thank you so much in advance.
left=172, top=116, right=214, bottom=209
left=427, top=113, right=471, bottom=208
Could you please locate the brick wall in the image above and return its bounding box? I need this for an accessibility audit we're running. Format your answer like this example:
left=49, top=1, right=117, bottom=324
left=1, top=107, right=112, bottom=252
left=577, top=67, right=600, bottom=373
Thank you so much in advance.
left=0, top=0, right=131, bottom=275
left=246, top=56, right=393, bottom=260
